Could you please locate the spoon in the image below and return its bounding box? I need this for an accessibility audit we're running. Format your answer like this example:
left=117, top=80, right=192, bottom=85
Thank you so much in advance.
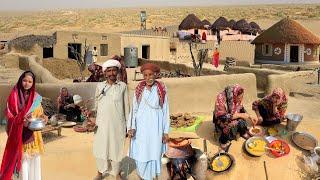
left=217, top=152, right=223, bottom=167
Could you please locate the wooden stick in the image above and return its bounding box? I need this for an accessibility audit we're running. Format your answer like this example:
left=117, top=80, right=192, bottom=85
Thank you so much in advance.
left=264, top=161, right=269, bottom=180
left=203, top=139, right=207, bottom=153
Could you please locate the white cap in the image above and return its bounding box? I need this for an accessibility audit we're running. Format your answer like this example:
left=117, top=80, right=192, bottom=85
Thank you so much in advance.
left=73, top=94, right=83, bottom=105
left=102, top=59, right=121, bottom=71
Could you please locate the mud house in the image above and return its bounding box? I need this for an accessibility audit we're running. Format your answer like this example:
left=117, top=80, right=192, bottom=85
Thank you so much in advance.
left=251, top=17, right=320, bottom=64
left=8, top=31, right=121, bottom=62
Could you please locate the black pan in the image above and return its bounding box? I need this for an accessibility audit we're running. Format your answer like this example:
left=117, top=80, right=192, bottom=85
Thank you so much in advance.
left=209, top=143, right=234, bottom=173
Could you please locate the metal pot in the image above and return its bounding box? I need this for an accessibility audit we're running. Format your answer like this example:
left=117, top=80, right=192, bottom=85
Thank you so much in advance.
left=28, top=118, right=45, bottom=131
left=49, top=116, right=58, bottom=126
left=286, top=113, right=303, bottom=131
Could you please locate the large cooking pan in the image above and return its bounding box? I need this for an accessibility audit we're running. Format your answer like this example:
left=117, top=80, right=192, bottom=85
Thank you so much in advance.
left=208, top=143, right=235, bottom=173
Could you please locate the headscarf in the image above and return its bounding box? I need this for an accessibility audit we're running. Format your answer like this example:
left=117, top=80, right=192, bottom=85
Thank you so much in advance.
left=86, top=64, right=103, bottom=82
left=0, top=71, right=37, bottom=179
left=140, top=63, right=160, bottom=74
left=215, top=84, right=244, bottom=118
left=58, top=87, right=71, bottom=107
left=269, top=88, right=287, bottom=105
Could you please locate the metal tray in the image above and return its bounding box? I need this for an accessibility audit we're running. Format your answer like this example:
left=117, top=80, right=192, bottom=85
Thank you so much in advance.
left=28, top=118, right=45, bottom=131
left=291, top=132, right=318, bottom=151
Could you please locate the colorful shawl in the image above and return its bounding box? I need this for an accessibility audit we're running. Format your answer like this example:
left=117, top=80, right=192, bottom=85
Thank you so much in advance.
left=252, top=88, right=288, bottom=120
left=214, top=84, right=244, bottom=120
left=135, top=80, right=166, bottom=108
left=0, top=71, right=42, bottom=180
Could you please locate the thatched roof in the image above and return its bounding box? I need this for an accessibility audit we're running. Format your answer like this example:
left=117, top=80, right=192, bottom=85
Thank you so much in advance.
left=252, top=17, right=320, bottom=44
left=228, top=19, right=236, bottom=29
left=233, top=19, right=251, bottom=31
left=211, top=16, right=229, bottom=30
left=202, top=19, right=211, bottom=26
left=178, top=14, right=204, bottom=30
left=249, top=22, right=261, bottom=31
left=9, top=34, right=56, bottom=51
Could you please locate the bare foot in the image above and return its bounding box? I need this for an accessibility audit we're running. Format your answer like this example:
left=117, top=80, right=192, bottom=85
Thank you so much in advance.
left=93, top=172, right=103, bottom=180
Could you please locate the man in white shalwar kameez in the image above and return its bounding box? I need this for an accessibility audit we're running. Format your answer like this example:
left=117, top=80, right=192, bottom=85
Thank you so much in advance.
left=92, top=59, right=129, bottom=180
left=127, top=63, right=170, bottom=180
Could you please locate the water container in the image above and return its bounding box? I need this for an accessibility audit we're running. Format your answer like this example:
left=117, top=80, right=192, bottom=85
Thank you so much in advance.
left=124, top=46, right=138, bottom=68
left=286, top=113, right=303, bottom=131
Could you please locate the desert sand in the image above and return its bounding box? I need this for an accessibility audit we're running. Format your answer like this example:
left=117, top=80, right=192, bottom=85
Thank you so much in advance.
left=0, top=4, right=320, bottom=39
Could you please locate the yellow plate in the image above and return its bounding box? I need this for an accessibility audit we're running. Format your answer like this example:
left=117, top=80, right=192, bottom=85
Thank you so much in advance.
left=245, top=137, right=267, bottom=156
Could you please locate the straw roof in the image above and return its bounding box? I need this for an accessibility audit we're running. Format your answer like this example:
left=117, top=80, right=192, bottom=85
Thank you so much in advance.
left=228, top=19, right=236, bottom=29
left=9, top=34, right=56, bottom=51
left=178, top=14, right=204, bottom=30
left=202, top=19, right=211, bottom=26
left=252, top=17, right=320, bottom=44
left=211, top=17, right=229, bottom=30
left=233, top=19, right=251, bottom=31
left=249, top=22, right=261, bottom=31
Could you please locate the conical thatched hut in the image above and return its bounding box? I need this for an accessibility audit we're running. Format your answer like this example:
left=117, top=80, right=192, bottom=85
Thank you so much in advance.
left=251, top=17, right=320, bottom=64
left=233, top=19, right=251, bottom=32
left=178, top=14, right=204, bottom=30
left=202, top=19, right=211, bottom=26
left=211, top=17, right=229, bottom=30
left=249, top=22, right=261, bottom=31
left=228, top=19, right=236, bottom=29
left=249, top=21, right=262, bottom=35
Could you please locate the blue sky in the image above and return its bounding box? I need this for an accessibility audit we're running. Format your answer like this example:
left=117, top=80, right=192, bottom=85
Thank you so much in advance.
left=0, top=0, right=319, bottom=11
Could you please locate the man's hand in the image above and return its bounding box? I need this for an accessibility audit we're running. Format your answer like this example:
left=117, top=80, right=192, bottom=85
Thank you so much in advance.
left=162, top=133, right=169, bottom=144
left=127, top=129, right=136, bottom=138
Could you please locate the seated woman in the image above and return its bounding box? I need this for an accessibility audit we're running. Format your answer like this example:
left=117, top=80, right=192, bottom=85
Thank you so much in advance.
left=57, top=87, right=82, bottom=122
left=213, top=84, right=255, bottom=148
left=252, top=88, right=288, bottom=126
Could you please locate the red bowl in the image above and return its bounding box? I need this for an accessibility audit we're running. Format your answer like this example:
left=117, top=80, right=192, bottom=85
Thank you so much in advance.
left=268, top=140, right=290, bottom=157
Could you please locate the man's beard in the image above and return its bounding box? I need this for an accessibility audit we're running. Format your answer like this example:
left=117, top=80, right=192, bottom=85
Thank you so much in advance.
left=146, top=79, right=155, bottom=85
left=107, top=75, right=117, bottom=81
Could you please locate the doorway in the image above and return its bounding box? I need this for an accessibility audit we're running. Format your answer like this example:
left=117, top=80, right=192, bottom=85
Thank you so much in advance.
left=43, top=47, right=53, bottom=58
left=68, top=43, right=81, bottom=60
left=290, top=46, right=299, bottom=62
left=142, top=45, right=150, bottom=59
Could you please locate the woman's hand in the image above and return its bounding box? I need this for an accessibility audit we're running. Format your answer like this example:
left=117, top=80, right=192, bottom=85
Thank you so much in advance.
left=88, top=117, right=96, bottom=125
left=257, top=116, right=263, bottom=124
left=127, top=129, right=136, bottom=138
left=40, top=114, right=48, bottom=124
left=162, top=133, right=169, bottom=144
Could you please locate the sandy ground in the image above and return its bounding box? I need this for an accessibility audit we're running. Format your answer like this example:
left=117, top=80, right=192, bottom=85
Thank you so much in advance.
left=0, top=95, right=319, bottom=180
